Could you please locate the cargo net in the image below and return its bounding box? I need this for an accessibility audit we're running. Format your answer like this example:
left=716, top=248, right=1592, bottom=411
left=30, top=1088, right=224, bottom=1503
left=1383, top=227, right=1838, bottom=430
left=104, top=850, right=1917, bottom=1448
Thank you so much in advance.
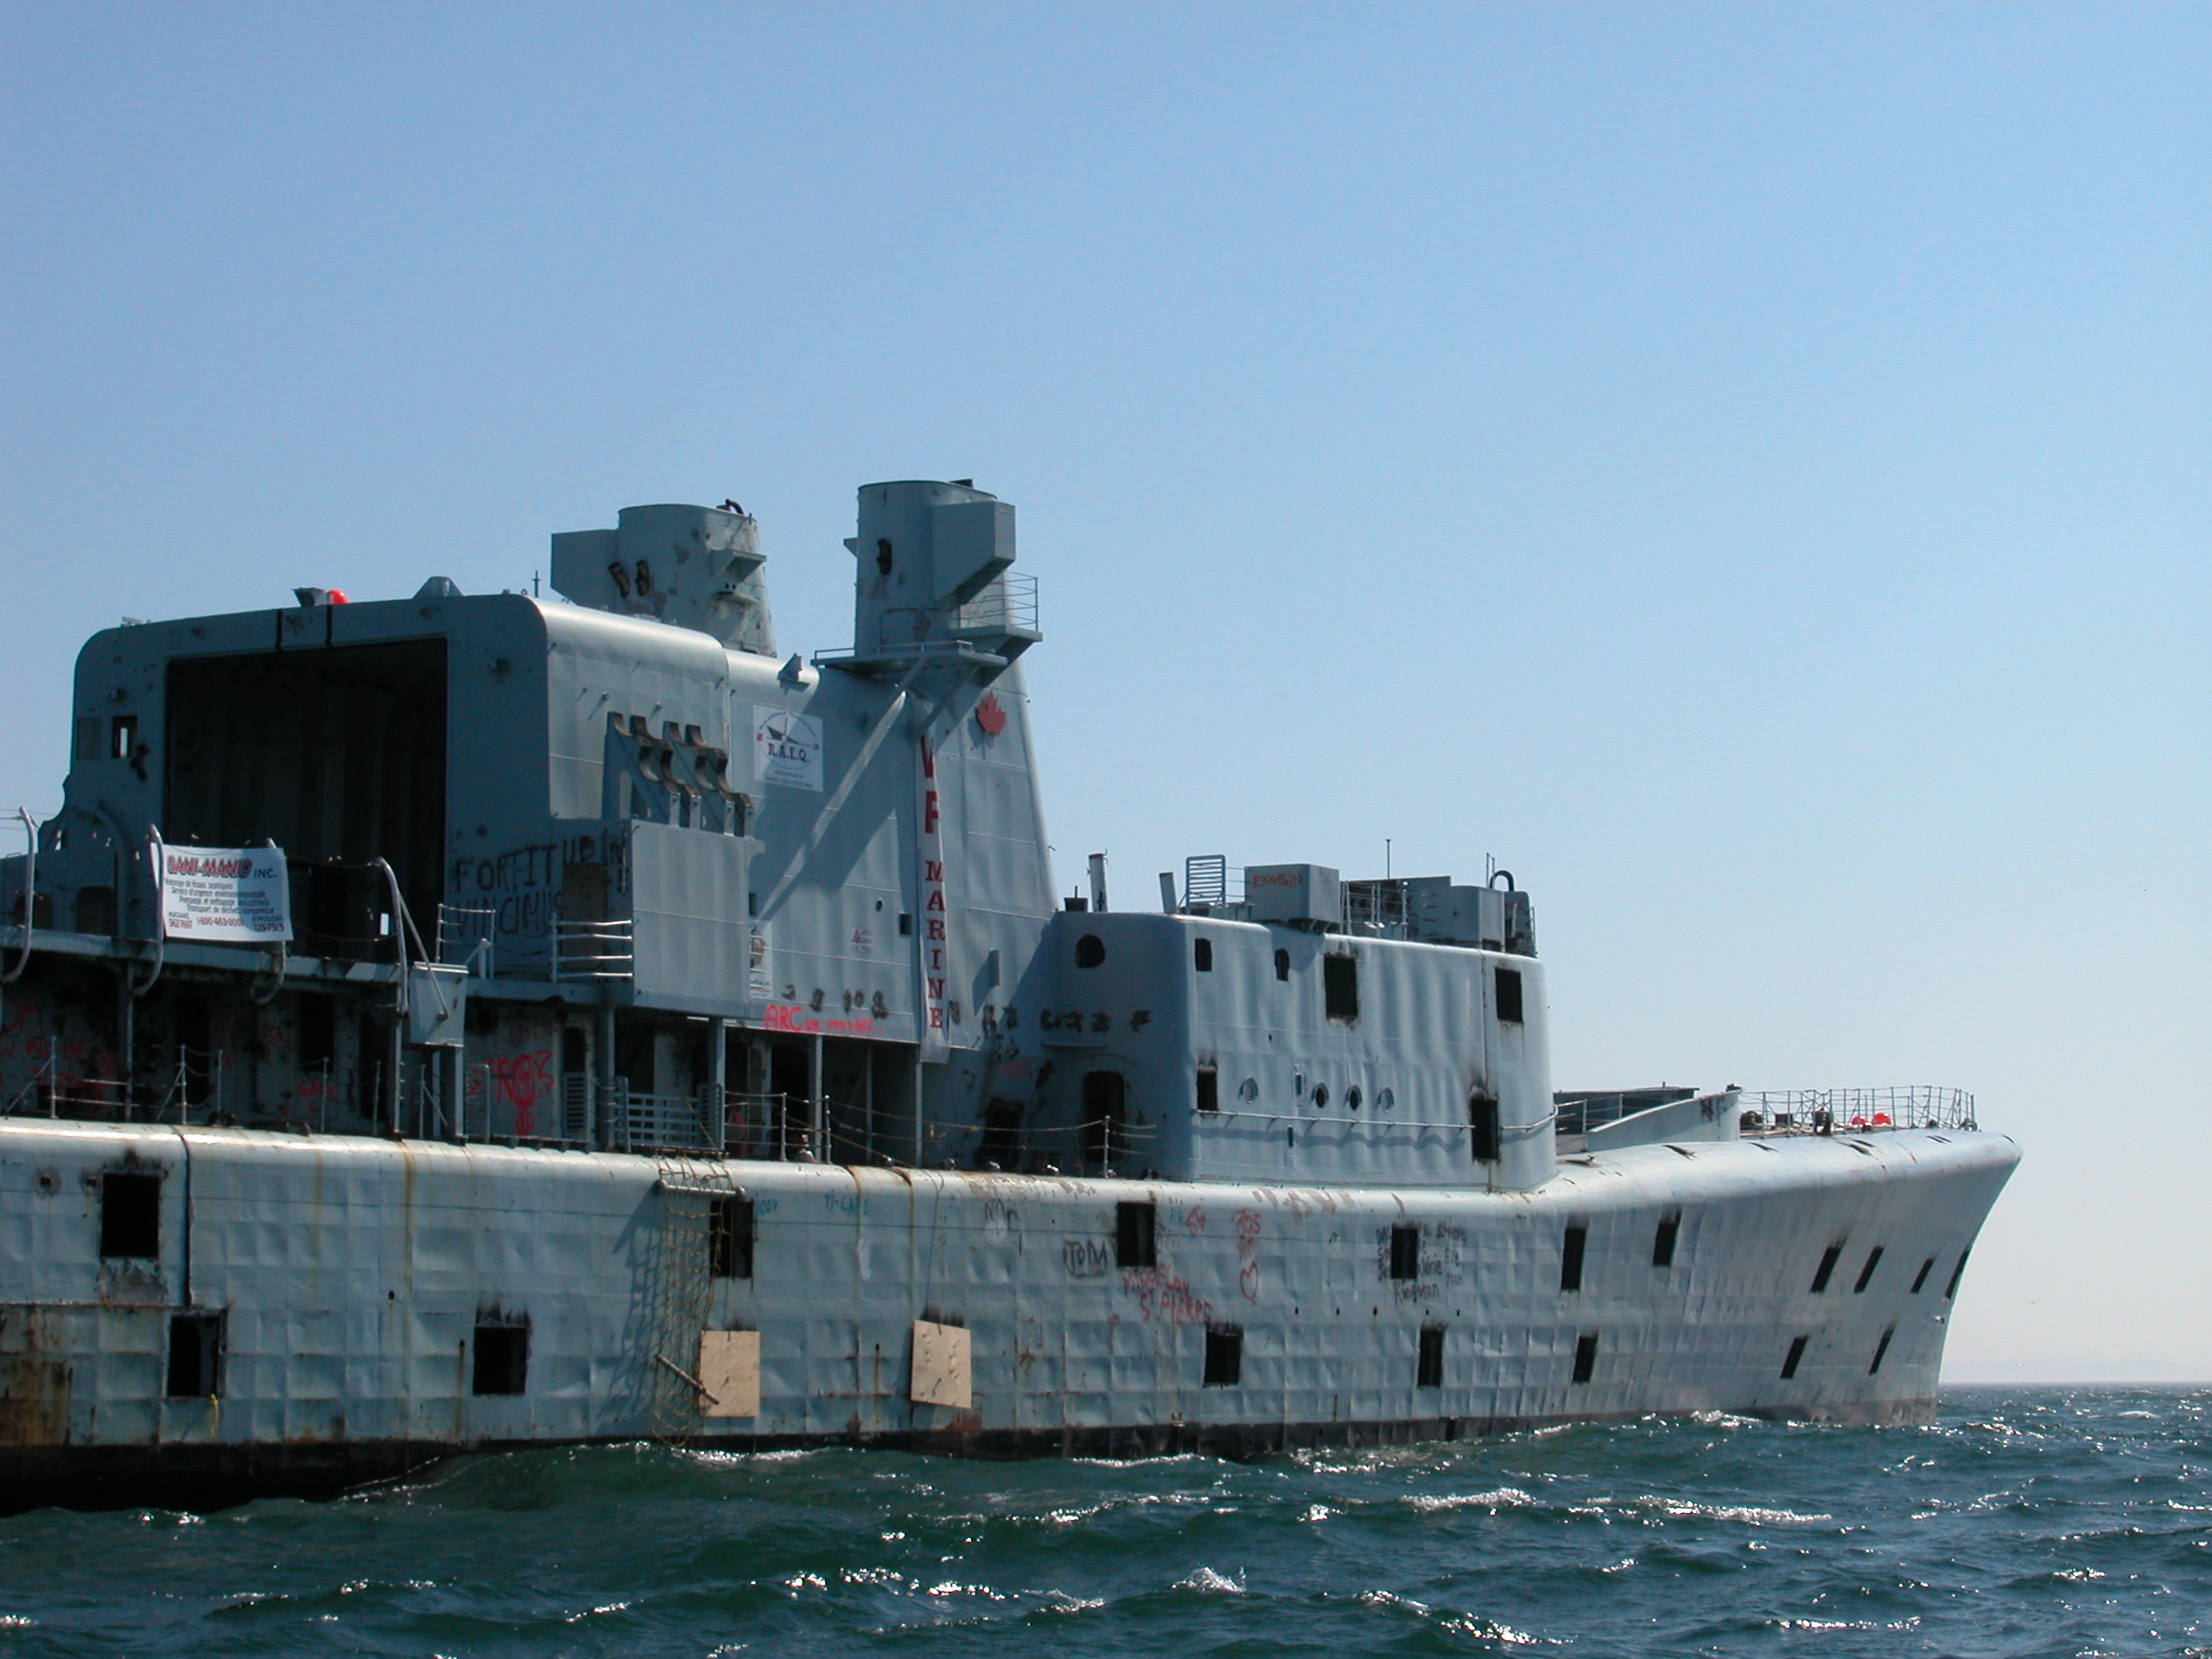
left=1738, top=1086, right=1978, bottom=1135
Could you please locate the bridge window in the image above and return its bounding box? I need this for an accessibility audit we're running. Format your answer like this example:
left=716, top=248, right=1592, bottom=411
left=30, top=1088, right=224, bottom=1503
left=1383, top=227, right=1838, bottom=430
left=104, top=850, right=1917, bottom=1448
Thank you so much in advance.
left=1494, top=968, right=1524, bottom=1024
left=99, top=1173, right=161, bottom=1259
left=1323, top=954, right=1358, bottom=1021
left=1203, top=1325, right=1243, bottom=1387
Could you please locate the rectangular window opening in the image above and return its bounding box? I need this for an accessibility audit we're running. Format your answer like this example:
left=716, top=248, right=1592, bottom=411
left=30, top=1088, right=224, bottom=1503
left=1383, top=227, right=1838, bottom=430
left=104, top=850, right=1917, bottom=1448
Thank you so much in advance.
left=1274, top=948, right=1289, bottom=982
left=710, top=1194, right=754, bottom=1279
left=1560, top=1224, right=1587, bottom=1293
left=1193, top=938, right=1213, bottom=972
left=1468, top=1091, right=1500, bottom=1163
left=1781, top=1335, right=1808, bottom=1380
left=165, top=1311, right=225, bottom=1399
left=1868, top=1325, right=1895, bottom=1376
left=111, top=714, right=138, bottom=760
left=1116, top=1200, right=1157, bottom=1269
left=1203, top=1324, right=1243, bottom=1387
left=1195, top=1065, right=1218, bottom=1115
left=1417, top=1324, right=1446, bottom=1389
left=99, top=1172, right=161, bottom=1259
left=1571, top=1332, right=1598, bottom=1385
left=1494, top=967, right=1524, bottom=1024
left=1853, top=1245, right=1885, bottom=1294
left=1389, top=1223, right=1421, bottom=1281
left=1651, top=1213, right=1681, bottom=1268
left=1942, top=1247, right=1971, bottom=1301
left=1323, top=954, right=1359, bottom=1021
left=473, top=1322, right=530, bottom=1395
left=1910, top=1256, right=1935, bottom=1294
left=1809, top=1243, right=1844, bottom=1294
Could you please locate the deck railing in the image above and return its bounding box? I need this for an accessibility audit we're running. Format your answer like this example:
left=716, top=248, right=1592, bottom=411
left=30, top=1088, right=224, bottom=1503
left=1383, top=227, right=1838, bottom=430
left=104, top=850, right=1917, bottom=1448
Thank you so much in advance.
left=1738, top=1086, right=1977, bottom=1134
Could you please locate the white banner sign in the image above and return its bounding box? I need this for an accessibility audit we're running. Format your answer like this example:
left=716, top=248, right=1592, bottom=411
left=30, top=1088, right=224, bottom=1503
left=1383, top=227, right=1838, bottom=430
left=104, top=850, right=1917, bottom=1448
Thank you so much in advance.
left=156, top=843, right=293, bottom=943
left=753, top=706, right=823, bottom=791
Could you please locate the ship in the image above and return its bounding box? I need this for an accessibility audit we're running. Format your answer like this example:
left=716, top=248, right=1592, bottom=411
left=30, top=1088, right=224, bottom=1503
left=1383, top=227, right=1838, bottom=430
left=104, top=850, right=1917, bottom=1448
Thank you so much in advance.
left=0, top=480, right=2018, bottom=1514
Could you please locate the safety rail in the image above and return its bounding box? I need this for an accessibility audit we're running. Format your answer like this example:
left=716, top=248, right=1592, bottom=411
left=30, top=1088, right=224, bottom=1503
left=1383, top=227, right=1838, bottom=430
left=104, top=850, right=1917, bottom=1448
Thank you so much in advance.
left=435, top=904, right=496, bottom=975
left=1181, top=855, right=1243, bottom=912
left=610, top=1083, right=721, bottom=1154
left=721, top=1090, right=810, bottom=1161
left=950, top=570, right=1039, bottom=636
left=555, top=918, right=633, bottom=982
left=1739, top=1087, right=1977, bottom=1134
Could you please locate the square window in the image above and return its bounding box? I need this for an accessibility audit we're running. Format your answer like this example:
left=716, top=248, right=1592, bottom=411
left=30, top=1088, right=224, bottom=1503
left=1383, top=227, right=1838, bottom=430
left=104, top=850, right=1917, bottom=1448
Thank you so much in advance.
left=1417, top=1324, right=1445, bottom=1389
left=1203, top=1325, right=1243, bottom=1387
left=473, top=1323, right=529, bottom=1395
left=1389, top=1224, right=1420, bottom=1281
left=1572, top=1332, right=1598, bottom=1385
left=1494, top=968, right=1524, bottom=1024
left=1116, top=1200, right=1156, bottom=1268
left=166, top=1311, right=224, bottom=1398
left=1560, top=1224, right=1587, bottom=1293
left=1323, top=954, right=1358, bottom=1021
left=100, top=1173, right=161, bottom=1259
left=710, top=1195, right=754, bottom=1279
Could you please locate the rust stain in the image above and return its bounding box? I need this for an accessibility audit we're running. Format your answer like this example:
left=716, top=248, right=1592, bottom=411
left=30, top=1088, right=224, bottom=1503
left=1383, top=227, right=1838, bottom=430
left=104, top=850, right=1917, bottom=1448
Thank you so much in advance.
left=0, top=1308, right=73, bottom=1448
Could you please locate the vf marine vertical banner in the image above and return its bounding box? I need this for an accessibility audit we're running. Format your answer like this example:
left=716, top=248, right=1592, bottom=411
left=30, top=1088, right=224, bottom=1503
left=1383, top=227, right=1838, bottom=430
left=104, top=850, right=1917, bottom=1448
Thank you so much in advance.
left=914, top=735, right=950, bottom=1063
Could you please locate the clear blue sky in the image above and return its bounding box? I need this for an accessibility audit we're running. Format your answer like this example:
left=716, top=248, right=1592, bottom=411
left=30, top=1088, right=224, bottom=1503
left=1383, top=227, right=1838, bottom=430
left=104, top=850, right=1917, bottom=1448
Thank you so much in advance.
left=3, top=2, right=2204, bottom=1381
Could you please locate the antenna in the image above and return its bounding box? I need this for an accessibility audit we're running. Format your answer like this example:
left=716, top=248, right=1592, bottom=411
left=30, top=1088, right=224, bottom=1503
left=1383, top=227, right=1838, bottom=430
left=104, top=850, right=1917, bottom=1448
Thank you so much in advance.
left=1385, top=838, right=1392, bottom=880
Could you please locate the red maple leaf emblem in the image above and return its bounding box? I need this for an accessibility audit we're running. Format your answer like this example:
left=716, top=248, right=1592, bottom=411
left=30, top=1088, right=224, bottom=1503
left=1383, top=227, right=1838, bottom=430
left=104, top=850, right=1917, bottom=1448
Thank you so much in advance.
left=974, top=692, right=1007, bottom=738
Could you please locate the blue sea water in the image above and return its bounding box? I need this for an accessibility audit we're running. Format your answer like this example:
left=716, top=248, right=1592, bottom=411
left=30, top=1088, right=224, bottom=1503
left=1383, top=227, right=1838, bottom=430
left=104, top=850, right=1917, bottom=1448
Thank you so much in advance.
left=0, top=1387, right=2203, bottom=1657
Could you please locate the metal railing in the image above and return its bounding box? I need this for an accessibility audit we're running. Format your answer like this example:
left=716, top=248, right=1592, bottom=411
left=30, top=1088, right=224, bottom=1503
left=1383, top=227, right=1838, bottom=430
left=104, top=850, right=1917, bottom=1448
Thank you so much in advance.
left=950, top=570, right=1039, bottom=637
left=610, top=1083, right=721, bottom=1154
left=555, top=918, right=633, bottom=982
left=435, top=904, right=496, bottom=975
left=1738, top=1087, right=1977, bottom=1135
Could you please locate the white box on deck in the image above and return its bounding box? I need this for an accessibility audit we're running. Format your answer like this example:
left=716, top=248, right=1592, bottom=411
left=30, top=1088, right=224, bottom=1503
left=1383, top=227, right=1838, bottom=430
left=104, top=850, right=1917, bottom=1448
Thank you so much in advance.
left=1244, top=863, right=1341, bottom=927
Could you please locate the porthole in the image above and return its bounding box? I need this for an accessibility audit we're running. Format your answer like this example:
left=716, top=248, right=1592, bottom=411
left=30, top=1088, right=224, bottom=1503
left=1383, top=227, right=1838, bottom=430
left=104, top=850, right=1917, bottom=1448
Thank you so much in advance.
left=1346, top=1086, right=1363, bottom=1111
left=1313, top=1084, right=1330, bottom=1110
left=1376, top=1087, right=1395, bottom=1112
left=1238, top=1077, right=1260, bottom=1103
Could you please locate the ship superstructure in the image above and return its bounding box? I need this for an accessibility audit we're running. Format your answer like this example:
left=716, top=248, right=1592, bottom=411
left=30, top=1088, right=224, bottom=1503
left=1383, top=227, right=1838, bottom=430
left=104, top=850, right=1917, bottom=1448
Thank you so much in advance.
left=0, top=482, right=2016, bottom=1511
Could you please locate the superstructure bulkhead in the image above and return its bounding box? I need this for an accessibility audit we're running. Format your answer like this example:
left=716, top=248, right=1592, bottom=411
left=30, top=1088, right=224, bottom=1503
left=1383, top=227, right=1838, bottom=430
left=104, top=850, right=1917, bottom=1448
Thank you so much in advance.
left=0, top=481, right=2017, bottom=1511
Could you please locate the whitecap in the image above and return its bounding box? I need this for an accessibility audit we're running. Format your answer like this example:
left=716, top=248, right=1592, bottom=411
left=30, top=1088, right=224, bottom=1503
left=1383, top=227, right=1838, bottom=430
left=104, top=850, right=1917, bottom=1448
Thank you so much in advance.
left=1408, top=1487, right=1536, bottom=1513
left=1635, top=1496, right=1831, bottom=1524
left=1174, top=1567, right=1246, bottom=1595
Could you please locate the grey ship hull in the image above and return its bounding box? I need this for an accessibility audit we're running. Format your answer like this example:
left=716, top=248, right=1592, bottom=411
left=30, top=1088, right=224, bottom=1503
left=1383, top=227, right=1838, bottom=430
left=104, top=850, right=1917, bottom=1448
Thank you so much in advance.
left=0, top=479, right=2020, bottom=1511
left=0, top=1117, right=2015, bottom=1513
